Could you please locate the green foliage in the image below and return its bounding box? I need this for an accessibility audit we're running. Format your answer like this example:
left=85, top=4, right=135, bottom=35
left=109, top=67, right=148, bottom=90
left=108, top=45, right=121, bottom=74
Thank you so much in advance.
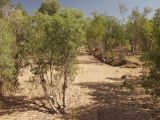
left=153, top=8, right=160, bottom=46
left=103, top=16, right=126, bottom=50
left=86, top=13, right=106, bottom=51
left=87, top=13, right=105, bottom=43
left=0, top=0, right=10, bottom=17
left=142, top=8, right=160, bottom=98
left=142, top=51, right=160, bottom=97
left=0, top=19, right=15, bottom=89
left=127, top=7, right=152, bottom=54
left=29, top=8, right=85, bottom=83
left=8, top=9, right=30, bottom=87
left=140, top=20, right=154, bottom=51
left=27, top=8, right=85, bottom=112
left=39, top=0, right=59, bottom=15
left=127, top=7, right=142, bottom=54
left=86, top=13, right=125, bottom=59
left=15, top=3, right=28, bottom=16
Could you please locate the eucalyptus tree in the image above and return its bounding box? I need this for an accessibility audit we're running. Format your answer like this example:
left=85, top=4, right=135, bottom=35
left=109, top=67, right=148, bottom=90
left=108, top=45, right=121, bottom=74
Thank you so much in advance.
left=142, top=8, right=160, bottom=98
left=119, top=4, right=129, bottom=51
left=86, top=12, right=106, bottom=59
left=0, top=19, right=15, bottom=96
left=153, top=8, right=160, bottom=47
left=127, top=7, right=142, bottom=54
left=8, top=9, right=30, bottom=88
left=140, top=7, right=153, bottom=52
left=103, top=16, right=125, bottom=54
left=28, top=8, right=85, bottom=113
left=127, top=7, right=152, bottom=54
left=87, top=13, right=125, bottom=60
left=26, top=13, right=57, bottom=112
left=58, top=9, right=85, bottom=111
left=140, top=19, right=153, bottom=52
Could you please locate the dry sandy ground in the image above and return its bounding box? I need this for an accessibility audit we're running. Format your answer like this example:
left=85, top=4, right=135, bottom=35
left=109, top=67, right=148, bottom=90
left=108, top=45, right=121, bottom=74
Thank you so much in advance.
left=0, top=55, right=159, bottom=120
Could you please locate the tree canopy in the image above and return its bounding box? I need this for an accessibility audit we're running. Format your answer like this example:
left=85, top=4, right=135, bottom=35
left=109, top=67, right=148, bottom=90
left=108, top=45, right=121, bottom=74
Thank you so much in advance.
left=38, top=0, right=59, bottom=15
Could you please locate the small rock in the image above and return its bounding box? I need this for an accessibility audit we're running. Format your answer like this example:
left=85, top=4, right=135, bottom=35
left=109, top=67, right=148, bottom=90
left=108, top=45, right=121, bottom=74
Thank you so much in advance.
left=121, top=75, right=132, bottom=79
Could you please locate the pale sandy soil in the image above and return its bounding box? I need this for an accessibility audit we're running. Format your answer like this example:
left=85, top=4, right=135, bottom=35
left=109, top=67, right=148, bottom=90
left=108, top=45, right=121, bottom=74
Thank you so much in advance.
left=0, top=55, right=159, bottom=120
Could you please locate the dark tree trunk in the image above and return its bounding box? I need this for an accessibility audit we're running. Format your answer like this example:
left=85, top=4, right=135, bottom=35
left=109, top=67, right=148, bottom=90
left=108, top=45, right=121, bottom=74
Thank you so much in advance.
left=131, top=39, right=136, bottom=55
left=62, top=67, right=67, bottom=113
left=0, top=79, right=3, bottom=97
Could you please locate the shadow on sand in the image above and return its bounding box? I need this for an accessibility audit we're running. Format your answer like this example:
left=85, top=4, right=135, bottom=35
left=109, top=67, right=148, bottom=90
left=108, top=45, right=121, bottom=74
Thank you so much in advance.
left=0, top=80, right=160, bottom=120
left=0, top=95, right=54, bottom=116
left=63, top=81, right=160, bottom=120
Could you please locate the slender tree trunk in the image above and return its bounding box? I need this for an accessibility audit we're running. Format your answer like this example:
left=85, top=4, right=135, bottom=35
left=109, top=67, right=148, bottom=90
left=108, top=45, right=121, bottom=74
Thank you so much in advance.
left=0, top=78, right=3, bottom=97
left=62, top=66, right=67, bottom=113
left=131, top=39, right=136, bottom=55
left=131, top=46, right=135, bottom=55
left=40, top=73, right=60, bottom=113
left=99, top=42, right=105, bottom=62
